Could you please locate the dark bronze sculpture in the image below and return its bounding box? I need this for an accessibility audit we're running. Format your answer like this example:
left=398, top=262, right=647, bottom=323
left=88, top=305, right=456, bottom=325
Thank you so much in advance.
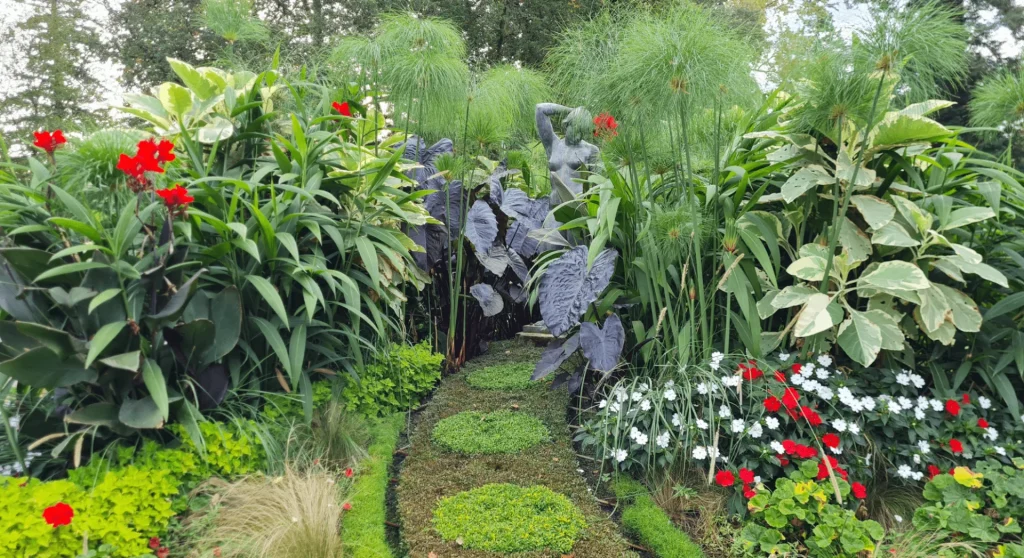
left=535, top=103, right=599, bottom=204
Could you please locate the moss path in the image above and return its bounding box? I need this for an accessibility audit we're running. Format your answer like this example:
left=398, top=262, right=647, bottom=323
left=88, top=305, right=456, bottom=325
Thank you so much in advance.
left=396, top=340, right=638, bottom=557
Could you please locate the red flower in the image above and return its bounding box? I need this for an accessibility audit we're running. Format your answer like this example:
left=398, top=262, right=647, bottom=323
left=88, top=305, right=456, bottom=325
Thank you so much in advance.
left=743, top=486, right=756, bottom=499
left=344, top=468, right=354, bottom=478
left=791, top=363, right=802, bottom=375
left=795, top=444, right=818, bottom=459
left=782, top=439, right=797, bottom=455
left=33, top=130, right=67, bottom=153
left=149, top=537, right=161, bottom=550
left=962, top=393, right=970, bottom=405
left=332, top=101, right=352, bottom=117
left=821, top=433, right=840, bottom=449
left=949, top=439, right=963, bottom=454
left=816, top=456, right=848, bottom=481
left=773, top=370, right=786, bottom=383
left=42, top=502, right=73, bottom=527
left=156, top=185, right=194, bottom=209
left=945, top=400, right=960, bottom=416
left=852, top=482, right=867, bottom=499
left=593, top=112, right=618, bottom=138
left=156, top=547, right=169, bottom=558
left=741, top=365, right=763, bottom=381
left=763, top=396, right=781, bottom=413
left=800, top=406, right=823, bottom=427
left=776, top=454, right=790, bottom=466
left=714, top=470, right=736, bottom=487
left=738, top=468, right=755, bottom=484
left=781, top=387, right=800, bottom=409
left=155, top=140, right=176, bottom=164
left=927, top=464, right=941, bottom=480
left=978, top=418, right=989, bottom=429
left=342, top=502, right=352, bottom=511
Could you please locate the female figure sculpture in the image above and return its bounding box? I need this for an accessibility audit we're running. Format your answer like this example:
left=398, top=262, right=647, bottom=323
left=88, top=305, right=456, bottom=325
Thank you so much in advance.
left=535, top=103, right=599, bottom=204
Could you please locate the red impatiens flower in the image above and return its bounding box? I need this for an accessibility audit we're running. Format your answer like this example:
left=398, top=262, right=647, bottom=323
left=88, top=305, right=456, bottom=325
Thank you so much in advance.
left=743, top=485, right=756, bottom=499
left=156, top=185, right=194, bottom=209
left=715, top=470, right=736, bottom=487
left=800, top=406, right=823, bottom=427
left=149, top=537, right=161, bottom=550
left=156, top=547, right=170, bottom=558
left=978, top=418, right=989, bottom=429
left=927, top=464, right=941, bottom=480
left=949, top=439, right=963, bottom=454
left=593, top=112, right=618, bottom=138
left=776, top=454, right=790, bottom=466
left=816, top=456, right=848, bottom=481
left=794, top=444, right=818, bottom=459
left=852, top=482, right=867, bottom=499
left=791, top=363, right=802, bottom=375
left=741, top=363, right=763, bottom=381
left=42, top=502, right=73, bottom=528
left=738, top=468, right=755, bottom=484
left=342, top=502, right=352, bottom=511
left=33, top=130, right=67, bottom=153
left=332, top=101, right=352, bottom=117
left=945, top=399, right=961, bottom=416
left=962, top=393, right=971, bottom=405
left=773, top=370, right=787, bottom=383
left=782, top=439, right=797, bottom=454
left=344, top=468, right=354, bottom=478
left=763, top=396, right=781, bottom=413
left=821, top=433, right=840, bottom=449
left=781, top=387, right=800, bottom=409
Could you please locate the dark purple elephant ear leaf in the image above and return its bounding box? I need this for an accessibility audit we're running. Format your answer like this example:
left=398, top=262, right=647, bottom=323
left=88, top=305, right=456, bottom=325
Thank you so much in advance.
left=469, top=283, right=504, bottom=317
left=465, top=200, right=498, bottom=253
left=538, top=246, right=618, bottom=336
left=476, top=244, right=510, bottom=276
left=500, top=188, right=533, bottom=221
left=579, top=314, right=625, bottom=373
left=506, top=248, right=529, bottom=283
left=532, top=333, right=580, bottom=381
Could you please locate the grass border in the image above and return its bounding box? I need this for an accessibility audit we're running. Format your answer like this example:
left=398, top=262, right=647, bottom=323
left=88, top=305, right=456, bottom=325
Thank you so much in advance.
left=342, top=413, right=404, bottom=558
left=614, top=477, right=705, bottom=558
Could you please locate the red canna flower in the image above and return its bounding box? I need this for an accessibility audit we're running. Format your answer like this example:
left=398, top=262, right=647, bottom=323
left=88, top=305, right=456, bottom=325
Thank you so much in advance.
left=155, top=140, right=176, bottom=164
left=738, top=468, right=755, bottom=484
left=344, top=468, right=354, bottom=478
left=822, top=433, right=840, bottom=449
left=945, top=399, right=960, bottom=417
left=927, top=464, right=941, bottom=480
left=33, top=130, right=67, bottom=153
left=593, top=112, right=618, bottom=138
left=781, top=387, right=800, bottom=409
left=42, top=502, right=73, bottom=527
left=156, top=184, right=194, bottom=209
left=763, top=396, right=781, bottom=413
left=342, top=502, right=352, bottom=511
left=978, top=418, right=989, bottom=429
left=714, top=470, right=735, bottom=487
left=149, top=537, right=161, bottom=550
left=949, top=439, right=963, bottom=454
left=332, top=101, right=352, bottom=117
left=852, top=482, right=867, bottom=499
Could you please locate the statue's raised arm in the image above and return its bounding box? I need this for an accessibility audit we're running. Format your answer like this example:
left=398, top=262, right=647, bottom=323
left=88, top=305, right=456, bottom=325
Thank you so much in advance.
left=536, top=103, right=570, bottom=158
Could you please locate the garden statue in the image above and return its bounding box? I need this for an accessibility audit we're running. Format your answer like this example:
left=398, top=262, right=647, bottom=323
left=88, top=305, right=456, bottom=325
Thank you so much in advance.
left=536, top=103, right=599, bottom=205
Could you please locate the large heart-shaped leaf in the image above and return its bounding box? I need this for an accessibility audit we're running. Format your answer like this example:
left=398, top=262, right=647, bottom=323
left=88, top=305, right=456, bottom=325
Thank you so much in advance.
left=465, top=201, right=498, bottom=253
left=579, top=314, right=625, bottom=373
left=469, top=283, right=504, bottom=317
left=539, top=246, right=618, bottom=336
left=532, top=333, right=580, bottom=381
left=476, top=245, right=510, bottom=276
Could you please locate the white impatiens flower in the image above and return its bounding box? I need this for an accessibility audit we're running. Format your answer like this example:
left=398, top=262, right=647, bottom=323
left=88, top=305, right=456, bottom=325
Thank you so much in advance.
left=721, top=375, right=741, bottom=388
left=917, top=396, right=930, bottom=409
left=765, top=416, right=780, bottom=430
left=791, top=373, right=806, bottom=386
left=598, top=399, right=608, bottom=409
left=896, top=464, right=914, bottom=479
left=861, top=397, right=876, bottom=411
left=615, top=388, right=628, bottom=403
left=985, top=427, right=999, bottom=442
left=731, top=419, right=745, bottom=433
left=634, top=431, right=649, bottom=445
left=931, top=399, right=944, bottom=413
left=614, top=449, right=628, bottom=462
left=803, top=379, right=822, bottom=393
left=610, top=402, right=621, bottom=413
left=672, top=413, right=681, bottom=428
left=918, top=440, right=930, bottom=454
left=816, top=368, right=830, bottom=381
left=770, top=440, right=786, bottom=454
left=802, top=363, right=817, bottom=376
left=894, top=515, right=904, bottom=523
left=709, top=351, right=724, bottom=371
left=664, top=388, right=677, bottom=402
left=913, top=454, right=921, bottom=464
left=748, top=423, right=763, bottom=438
left=656, top=432, right=670, bottom=449
left=692, top=446, right=708, bottom=460
left=895, top=371, right=911, bottom=386
left=640, top=399, right=652, bottom=412
left=719, top=405, right=732, bottom=419
left=630, top=427, right=641, bottom=440
left=995, top=446, right=1006, bottom=456
left=979, top=396, right=991, bottom=410
left=817, top=386, right=834, bottom=400
left=914, top=408, right=926, bottom=421
left=897, top=396, right=913, bottom=410
left=696, top=418, right=709, bottom=430
left=697, top=383, right=709, bottom=395
left=665, top=379, right=675, bottom=388
left=848, top=423, right=861, bottom=435
left=817, top=354, right=833, bottom=367
left=833, top=419, right=848, bottom=432
left=631, top=391, right=643, bottom=402
left=910, top=373, right=925, bottom=389
left=778, top=352, right=791, bottom=360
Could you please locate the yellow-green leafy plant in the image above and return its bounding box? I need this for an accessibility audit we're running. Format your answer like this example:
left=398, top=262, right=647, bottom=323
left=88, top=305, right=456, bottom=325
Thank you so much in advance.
left=172, top=421, right=266, bottom=477
left=342, top=342, right=442, bottom=417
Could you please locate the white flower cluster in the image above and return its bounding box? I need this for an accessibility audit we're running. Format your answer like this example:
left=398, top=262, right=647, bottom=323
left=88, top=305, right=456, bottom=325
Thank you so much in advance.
left=656, top=431, right=671, bottom=449
left=692, top=445, right=721, bottom=460
left=629, top=427, right=649, bottom=445
left=894, top=369, right=926, bottom=389
left=896, top=464, right=925, bottom=481
left=0, top=451, right=43, bottom=477
left=709, top=351, right=725, bottom=371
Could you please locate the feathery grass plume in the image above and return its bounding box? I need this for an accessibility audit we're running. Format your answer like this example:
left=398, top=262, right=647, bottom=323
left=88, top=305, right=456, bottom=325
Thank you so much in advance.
left=970, top=68, right=1024, bottom=131
left=374, top=13, right=469, bottom=141
left=853, top=0, right=968, bottom=104
left=329, top=35, right=384, bottom=86
left=599, top=2, right=758, bottom=125
left=787, top=46, right=877, bottom=140
left=286, top=401, right=370, bottom=470
left=471, top=65, right=553, bottom=144
left=642, top=202, right=710, bottom=266
left=202, top=0, right=269, bottom=44
left=544, top=9, right=626, bottom=109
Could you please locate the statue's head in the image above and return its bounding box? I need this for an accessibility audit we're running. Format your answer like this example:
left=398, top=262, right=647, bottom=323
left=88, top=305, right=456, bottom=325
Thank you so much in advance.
left=563, top=106, right=592, bottom=145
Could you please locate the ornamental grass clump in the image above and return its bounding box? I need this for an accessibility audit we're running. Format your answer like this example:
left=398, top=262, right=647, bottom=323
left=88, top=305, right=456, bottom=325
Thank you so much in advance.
left=432, top=483, right=587, bottom=553
left=431, top=410, right=549, bottom=454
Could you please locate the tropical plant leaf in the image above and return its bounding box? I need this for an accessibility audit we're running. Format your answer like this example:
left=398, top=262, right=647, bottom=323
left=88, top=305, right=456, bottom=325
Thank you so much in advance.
left=860, top=261, right=930, bottom=291
left=465, top=201, right=498, bottom=253
left=579, top=314, right=625, bottom=373
left=837, top=310, right=883, bottom=366
left=794, top=293, right=835, bottom=337
left=142, top=358, right=170, bottom=421
left=119, top=397, right=164, bottom=429
left=539, top=246, right=618, bottom=336
left=469, top=283, right=504, bottom=317
left=0, top=347, right=97, bottom=388
left=532, top=333, right=580, bottom=381
left=850, top=195, right=895, bottom=230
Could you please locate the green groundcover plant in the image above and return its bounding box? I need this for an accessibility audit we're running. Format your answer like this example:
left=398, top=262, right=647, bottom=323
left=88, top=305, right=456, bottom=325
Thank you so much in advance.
left=465, top=362, right=537, bottom=390
left=431, top=410, right=549, bottom=454
left=432, top=483, right=587, bottom=553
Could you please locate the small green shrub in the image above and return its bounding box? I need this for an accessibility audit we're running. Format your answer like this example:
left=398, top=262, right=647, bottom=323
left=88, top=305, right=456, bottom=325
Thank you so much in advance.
left=342, top=414, right=405, bottom=558
left=0, top=466, right=178, bottom=558
left=432, top=483, right=587, bottom=553
left=465, top=362, right=536, bottom=390
left=431, top=410, right=549, bottom=454
left=263, top=381, right=335, bottom=421
left=343, top=342, right=443, bottom=417
left=735, top=460, right=884, bottom=557
left=613, top=477, right=704, bottom=558
left=172, top=421, right=266, bottom=477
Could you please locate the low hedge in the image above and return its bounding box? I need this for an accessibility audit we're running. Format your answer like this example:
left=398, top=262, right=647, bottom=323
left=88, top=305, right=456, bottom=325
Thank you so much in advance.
left=614, top=477, right=704, bottom=558
left=431, top=410, right=549, bottom=454
left=342, top=413, right=405, bottom=558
